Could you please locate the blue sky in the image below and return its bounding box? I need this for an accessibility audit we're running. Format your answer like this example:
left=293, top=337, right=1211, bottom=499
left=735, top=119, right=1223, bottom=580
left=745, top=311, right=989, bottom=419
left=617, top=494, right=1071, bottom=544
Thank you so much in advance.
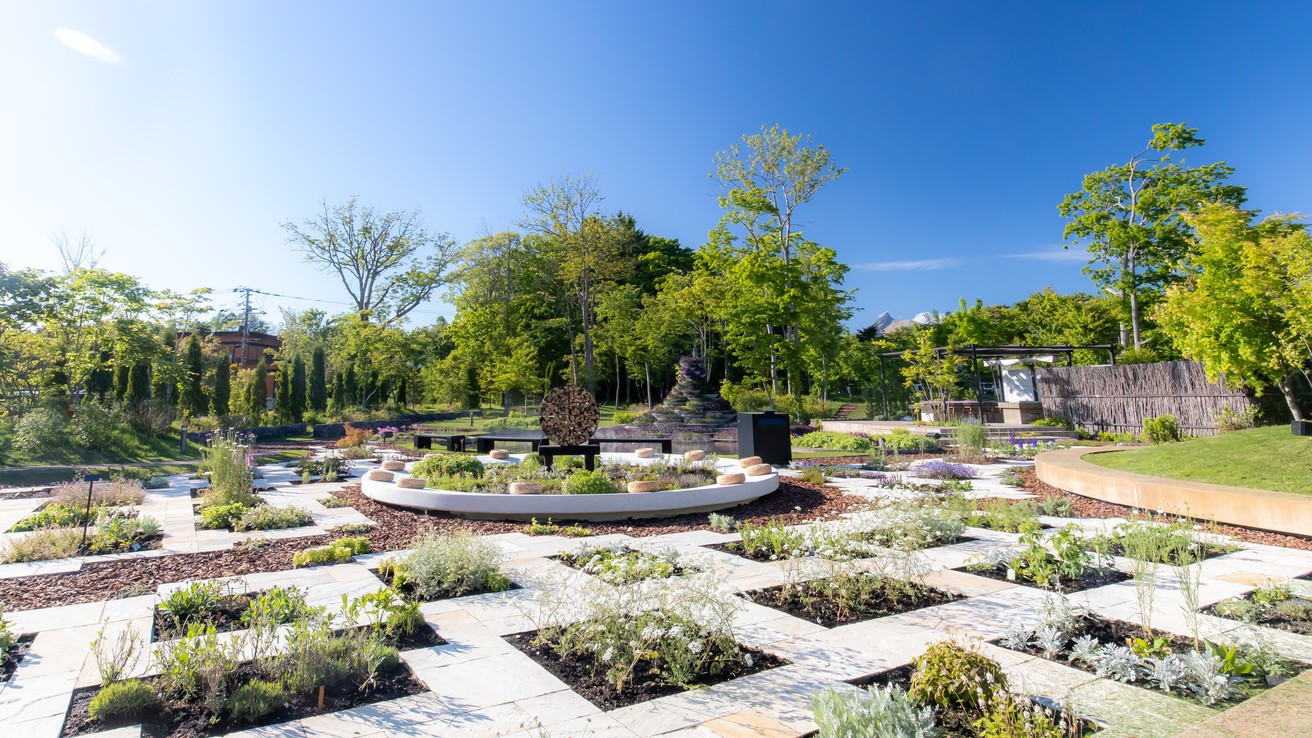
left=2, top=2, right=1310, bottom=329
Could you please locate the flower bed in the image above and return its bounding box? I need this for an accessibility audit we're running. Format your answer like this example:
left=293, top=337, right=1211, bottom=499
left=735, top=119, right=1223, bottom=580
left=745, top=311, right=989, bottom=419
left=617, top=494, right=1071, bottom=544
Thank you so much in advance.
left=1207, top=579, right=1312, bottom=636
left=961, top=525, right=1130, bottom=594
left=1090, top=520, right=1239, bottom=565
left=374, top=531, right=515, bottom=601
left=997, top=597, right=1304, bottom=707
left=556, top=544, right=691, bottom=585
left=745, top=564, right=955, bottom=627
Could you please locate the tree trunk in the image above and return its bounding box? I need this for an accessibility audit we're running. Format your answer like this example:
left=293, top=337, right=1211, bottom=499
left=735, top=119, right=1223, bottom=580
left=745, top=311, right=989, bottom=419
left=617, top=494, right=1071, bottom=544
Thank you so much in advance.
left=644, top=363, right=652, bottom=409
left=1280, top=374, right=1305, bottom=421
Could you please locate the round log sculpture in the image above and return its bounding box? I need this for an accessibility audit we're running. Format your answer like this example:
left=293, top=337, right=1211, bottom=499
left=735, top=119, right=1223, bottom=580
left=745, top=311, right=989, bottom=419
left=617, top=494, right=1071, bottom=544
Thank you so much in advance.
left=539, top=385, right=600, bottom=446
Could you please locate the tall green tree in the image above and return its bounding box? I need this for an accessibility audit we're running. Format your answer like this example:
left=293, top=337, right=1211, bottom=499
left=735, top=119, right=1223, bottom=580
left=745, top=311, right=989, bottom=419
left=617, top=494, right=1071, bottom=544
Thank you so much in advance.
left=282, top=198, right=461, bottom=325
left=1059, top=122, right=1247, bottom=349
left=308, top=346, right=328, bottom=413
left=331, top=371, right=345, bottom=412
left=1158, top=204, right=1311, bottom=420
left=276, top=363, right=294, bottom=422
left=712, top=125, right=847, bottom=394
left=127, top=362, right=151, bottom=405
left=211, top=359, right=230, bottom=416
left=181, top=333, right=206, bottom=416
left=250, top=356, right=269, bottom=414
left=290, top=356, right=307, bottom=421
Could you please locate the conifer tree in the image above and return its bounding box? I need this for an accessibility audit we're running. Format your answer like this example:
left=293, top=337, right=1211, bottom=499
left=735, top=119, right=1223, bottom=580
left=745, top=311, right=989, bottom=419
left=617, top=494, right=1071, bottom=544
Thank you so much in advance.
left=182, top=334, right=207, bottom=416
left=211, top=360, right=230, bottom=416
left=308, top=346, right=327, bottom=412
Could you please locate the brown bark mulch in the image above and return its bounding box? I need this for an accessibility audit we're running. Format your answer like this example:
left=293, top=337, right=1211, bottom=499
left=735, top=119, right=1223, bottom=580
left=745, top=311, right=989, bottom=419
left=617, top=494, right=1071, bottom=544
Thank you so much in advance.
left=0, top=480, right=863, bottom=613
left=1017, top=467, right=1312, bottom=551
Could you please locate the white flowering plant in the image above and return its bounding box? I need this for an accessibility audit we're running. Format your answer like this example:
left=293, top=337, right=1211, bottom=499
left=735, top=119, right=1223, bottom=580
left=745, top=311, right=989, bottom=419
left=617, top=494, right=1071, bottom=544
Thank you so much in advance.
left=558, top=544, right=685, bottom=585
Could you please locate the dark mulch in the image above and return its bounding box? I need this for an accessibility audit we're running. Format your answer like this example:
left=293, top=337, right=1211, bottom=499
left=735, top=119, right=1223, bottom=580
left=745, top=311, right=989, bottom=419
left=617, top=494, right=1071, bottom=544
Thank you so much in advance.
left=744, top=580, right=955, bottom=628
left=0, top=480, right=862, bottom=613
left=504, top=631, right=787, bottom=711
left=151, top=593, right=255, bottom=641
left=955, top=565, right=1130, bottom=594
left=0, top=488, right=55, bottom=500
left=705, top=535, right=972, bottom=564
left=60, top=659, right=427, bottom=737
left=1018, top=468, right=1312, bottom=551
left=1204, top=596, right=1312, bottom=636
left=1, top=633, right=36, bottom=682
left=1009, top=614, right=1301, bottom=706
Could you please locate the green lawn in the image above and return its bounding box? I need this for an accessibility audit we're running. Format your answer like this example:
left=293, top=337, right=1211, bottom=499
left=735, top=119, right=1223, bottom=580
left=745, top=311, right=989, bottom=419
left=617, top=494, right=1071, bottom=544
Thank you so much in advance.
left=1086, top=425, right=1312, bottom=495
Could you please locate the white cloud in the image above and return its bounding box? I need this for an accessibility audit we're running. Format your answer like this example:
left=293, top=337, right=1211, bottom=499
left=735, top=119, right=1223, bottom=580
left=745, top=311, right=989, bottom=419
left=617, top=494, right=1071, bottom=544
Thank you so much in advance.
left=856, top=258, right=962, bottom=272
left=55, top=28, right=120, bottom=64
left=1004, top=247, right=1087, bottom=262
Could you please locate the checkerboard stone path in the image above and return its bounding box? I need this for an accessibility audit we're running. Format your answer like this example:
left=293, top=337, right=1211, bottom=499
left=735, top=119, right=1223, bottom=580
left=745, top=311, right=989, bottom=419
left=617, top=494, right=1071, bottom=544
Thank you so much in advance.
left=3, top=459, right=1312, bottom=737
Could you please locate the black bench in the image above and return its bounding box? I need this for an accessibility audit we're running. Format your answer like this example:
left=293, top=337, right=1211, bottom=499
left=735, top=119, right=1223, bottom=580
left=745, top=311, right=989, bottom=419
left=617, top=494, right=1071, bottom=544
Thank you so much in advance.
left=539, top=444, right=602, bottom=471
left=592, top=436, right=673, bottom=454
left=474, top=435, right=546, bottom=454
left=414, top=433, right=467, bottom=452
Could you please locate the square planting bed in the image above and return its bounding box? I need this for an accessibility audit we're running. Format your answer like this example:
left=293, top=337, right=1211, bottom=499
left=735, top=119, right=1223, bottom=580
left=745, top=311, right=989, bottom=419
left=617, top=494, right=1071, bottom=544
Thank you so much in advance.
left=1205, top=593, right=1312, bottom=636
left=60, top=655, right=430, bottom=737
left=702, top=535, right=975, bottom=563
left=152, top=591, right=258, bottom=641
left=371, top=567, right=521, bottom=601
left=553, top=545, right=696, bottom=585
left=839, top=664, right=1100, bottom=738
left=952, top=564, right=1130, bottom=594
left=743, top=577, right=957, bottom=627
left=504, top=628, right=788, bottom=710
left=1000, top=613, right=1308, bottom=708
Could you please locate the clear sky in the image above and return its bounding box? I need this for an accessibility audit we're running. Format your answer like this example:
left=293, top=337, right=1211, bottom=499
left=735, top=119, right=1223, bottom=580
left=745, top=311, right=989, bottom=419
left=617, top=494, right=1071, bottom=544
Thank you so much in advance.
left=2, top=1, right=1310, bottom=329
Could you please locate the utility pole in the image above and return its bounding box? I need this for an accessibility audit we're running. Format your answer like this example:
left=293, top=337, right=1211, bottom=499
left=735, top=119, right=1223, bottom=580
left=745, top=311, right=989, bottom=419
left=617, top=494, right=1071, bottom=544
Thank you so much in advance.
left=236, top=286, right=254, bottom=366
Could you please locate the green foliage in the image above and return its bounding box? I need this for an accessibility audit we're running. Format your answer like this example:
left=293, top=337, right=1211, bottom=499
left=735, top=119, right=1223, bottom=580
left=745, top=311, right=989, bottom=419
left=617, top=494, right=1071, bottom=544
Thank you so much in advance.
left=242, top=586, right=316, bottom=627
left=1039, top=496, right=1076, bottom=517
left=1252, top=578, right=1292, bottom=606
left=291, top=537, right=368, bottom=568
left=10, top=502, right=93, bottom=532
left=521, top=517, right=592, bottom=537
left=800, top=466, right=827, bottom=485
left=559, top=544, right=682, bottom=585
left=1212, top=597, right=1263, bottom=622
left=226, top=679, right=286, bottom=724
left=879, top=428, right=941, bottom=452
left=909, top=640, right=1008, bottom=711
left=161, top=580, right=234, bottom=625
left=88, top=679, right=155, bottom=721
left=793, top=431, right=872, bottom=451
left=971, top=499, right=1039, bottom=533
left=1031, top=416, right=1073, bottom=429
left=410, top=453, right=485, bottom=480
left=1215, top=404, right=1259, bottom=433
left=811, top=684, right=940, bottom=738
left=396, top=531, right=510, bottom=599
left=0, top=527, right=82, bottom=562
left=973, top=692, right=1077, bottom=738
left=953, top=420, right=989, bottom=461
left=232, top=505, right=313, bottom=532
left=197, top=503, right=249, bottom=530
left=12, top=405, right=67, bottom=457
left=202, top=429, right=258, bottom=507
left=563, top=469, right=617, bottom=495
left=0, top=607, right=16, bottom=653
left=737, top=518, right=806, bottom=559
left=70, top=400, right=130, bottom=450
left=1142, top=414, right=1182, bottom=445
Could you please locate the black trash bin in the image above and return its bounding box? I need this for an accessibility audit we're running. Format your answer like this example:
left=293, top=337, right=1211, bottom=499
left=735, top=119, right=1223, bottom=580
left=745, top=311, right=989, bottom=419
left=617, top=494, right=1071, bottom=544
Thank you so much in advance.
left=737, top=411, right=791, bottom=467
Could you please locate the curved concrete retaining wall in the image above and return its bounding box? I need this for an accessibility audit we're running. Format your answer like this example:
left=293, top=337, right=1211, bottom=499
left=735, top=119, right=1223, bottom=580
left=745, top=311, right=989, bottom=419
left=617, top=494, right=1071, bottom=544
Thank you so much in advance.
left=362, top=466, right=780, bottom=522
left=1036, top=447, right=1312, bottom=537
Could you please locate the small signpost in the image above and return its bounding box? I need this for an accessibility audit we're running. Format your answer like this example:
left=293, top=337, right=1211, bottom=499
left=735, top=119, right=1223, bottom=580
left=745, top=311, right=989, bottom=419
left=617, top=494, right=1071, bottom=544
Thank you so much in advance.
left=79, top=474, right=103, bottom=550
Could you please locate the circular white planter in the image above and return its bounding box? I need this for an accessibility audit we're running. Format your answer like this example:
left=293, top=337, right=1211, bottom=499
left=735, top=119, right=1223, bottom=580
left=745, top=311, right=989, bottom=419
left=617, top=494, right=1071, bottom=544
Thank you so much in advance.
left=361, top=454, right=779, bottom=521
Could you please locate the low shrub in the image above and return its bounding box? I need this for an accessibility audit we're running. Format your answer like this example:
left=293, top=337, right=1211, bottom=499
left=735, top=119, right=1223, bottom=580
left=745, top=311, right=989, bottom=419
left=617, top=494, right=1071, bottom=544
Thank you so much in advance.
left=70, top=400, right=130, bottom=451
left=197, top=503, right=249, bottom=530
left=998, top=468, right=1024, bottom=487
left=396, top=531, right=510, bottom=599
left=953, top=420, right=989, bottom=461
left=1142, top=414, right=1182, bottom=445
left=161, top=579, right=237, bottom=625
left=1215, top=404, right=1259, bottom=433
left=410, top=453, right=485, bottom=479
left=1031, top=416, right=1073, bottom=429
left=811, top=684, right=938, bottom=738
left=612, top=411, right=642, bottom=424
left=142, top=476, right=171, bottom=490
left=1039, top=496, right=1075, bottom=517
left=793, top=431, right=872, bottom=451
left=909, top=639, right=1008, bottom=711
left=336, top=536, right=370, bottom=554
left=226, top=679, right=286, bottom=723
left=2, top=527, right=82, bottom=562
left=879, top=428, right=940, bottom=452
left=52, top=478, right=145, bottom=508
left=241, top=586, right=316, bottom=627
left=914, top=460, right=974, bottom=480
left=10, top=502, right=92, bottom=532
left=337, top=423, right=372, bottom=449
left=87, top=679, right=155, bottom=721
left=11, top=405, right=67, bottom=457
left=707, top=513, right=736, bottom=533
left=336, top=522, right=372, bottom=535
left=563, top=470, right=617, bottom=495
left=972, top=499, right=1039, bottom=533
left=0, top=607, right=16, bottom=653
left=291, top=537, right=368, bottom=568
left=737, top=518, right=806, bottom=559
left=559, top=544, right=682, bottom=585
left=974, top=690, right=1080, bottom=738
left=232, top=505, right=313, bottom=532
left=318, top=496, right=349, bottom=508
left=800, top=466, right=827, bottom=485
left=1097, top=430, right=1140, bottom=443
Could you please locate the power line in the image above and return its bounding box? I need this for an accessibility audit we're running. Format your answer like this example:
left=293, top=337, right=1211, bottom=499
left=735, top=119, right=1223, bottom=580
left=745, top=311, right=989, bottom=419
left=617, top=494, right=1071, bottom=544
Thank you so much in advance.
left=224, top=287, right=457, bottom=318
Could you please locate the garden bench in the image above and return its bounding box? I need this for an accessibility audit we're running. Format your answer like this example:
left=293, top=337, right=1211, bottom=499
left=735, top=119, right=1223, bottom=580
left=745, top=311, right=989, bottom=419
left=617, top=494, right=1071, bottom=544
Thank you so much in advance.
left=473, top=435, right=545, bottom=454
left=414, top=433, right=467, bottom=452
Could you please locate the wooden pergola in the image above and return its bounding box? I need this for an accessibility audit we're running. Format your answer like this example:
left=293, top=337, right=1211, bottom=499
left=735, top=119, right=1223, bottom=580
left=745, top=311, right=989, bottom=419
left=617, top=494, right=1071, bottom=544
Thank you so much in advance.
left=875, top=343, right=1119, bottom=423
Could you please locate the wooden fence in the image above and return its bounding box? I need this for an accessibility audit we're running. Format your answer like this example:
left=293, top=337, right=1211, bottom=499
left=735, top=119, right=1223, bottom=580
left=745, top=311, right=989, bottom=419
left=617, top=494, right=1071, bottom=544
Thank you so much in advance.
left=1033, top=361, right=1254, bottom=436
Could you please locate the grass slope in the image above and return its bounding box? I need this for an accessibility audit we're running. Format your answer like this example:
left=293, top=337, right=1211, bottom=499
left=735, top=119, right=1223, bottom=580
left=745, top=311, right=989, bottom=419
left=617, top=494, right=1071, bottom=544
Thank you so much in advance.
left=1087, top=426, right=1312, bottom=495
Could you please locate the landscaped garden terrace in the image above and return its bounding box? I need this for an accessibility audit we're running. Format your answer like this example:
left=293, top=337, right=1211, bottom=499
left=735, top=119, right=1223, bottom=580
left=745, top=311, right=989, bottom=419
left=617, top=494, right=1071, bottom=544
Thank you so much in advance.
left=1, top=425, right=1312, bottom=737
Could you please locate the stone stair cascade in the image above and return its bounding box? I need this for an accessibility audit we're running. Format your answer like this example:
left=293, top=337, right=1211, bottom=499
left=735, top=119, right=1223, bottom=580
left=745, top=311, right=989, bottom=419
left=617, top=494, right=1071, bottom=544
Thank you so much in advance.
left=833, top=403, right=860, bottom=420
left=627, top=357, right=738, bottom=433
